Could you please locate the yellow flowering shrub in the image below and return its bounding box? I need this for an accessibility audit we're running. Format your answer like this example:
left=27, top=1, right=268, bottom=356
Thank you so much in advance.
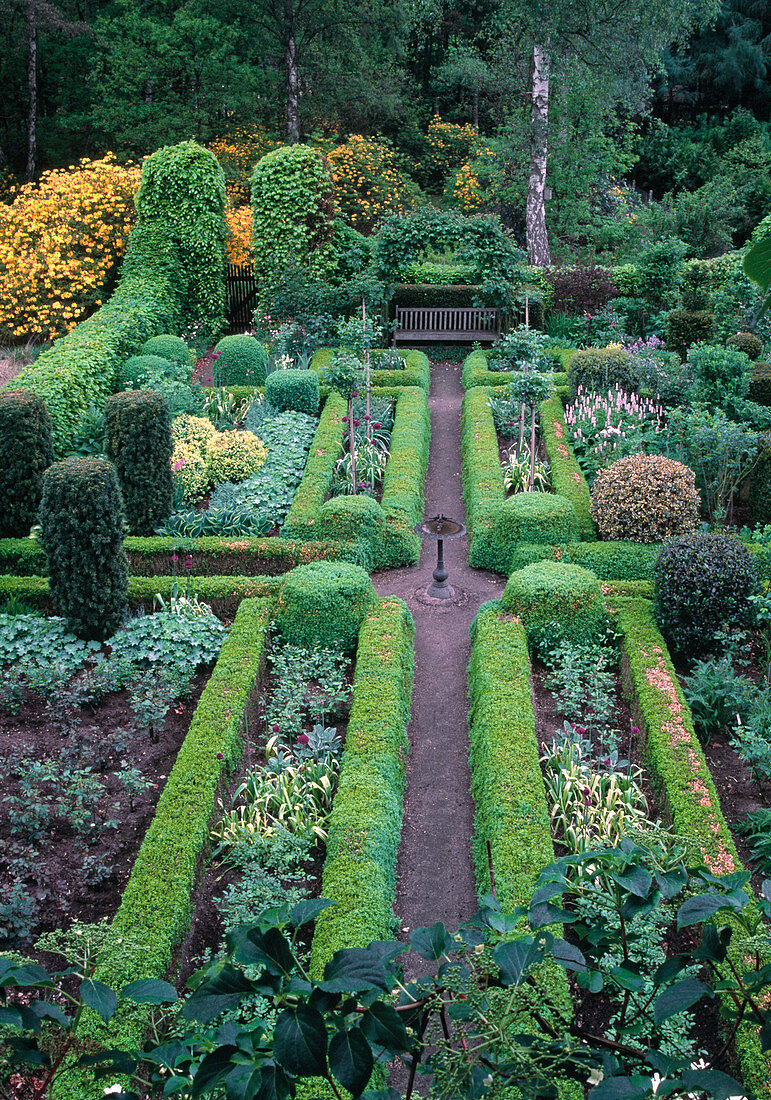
left=171, top=441, right=210, bottom=502
left=327, top=135, right=416, bottom=231
left=0, top=155, right=140, bottom=342
left=446, top=163, right=486, bottom=213
left=425, top=116, right=478, bottom=181
left=209, top=127, right=282, bottom=205
left=205, top=429, right=267, bottom=484
left=225, top=204, right=253, bottom=265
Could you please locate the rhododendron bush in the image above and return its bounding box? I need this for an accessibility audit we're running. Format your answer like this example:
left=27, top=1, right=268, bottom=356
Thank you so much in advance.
left=0, top=155, right=140, bottom=342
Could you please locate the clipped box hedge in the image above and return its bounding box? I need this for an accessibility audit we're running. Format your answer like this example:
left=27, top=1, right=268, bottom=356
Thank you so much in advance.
left=612, top=596, right=771, bottom=1100
left=461, top=347, right=573, bottom=390
left=311, top=347, right=431, bottom=391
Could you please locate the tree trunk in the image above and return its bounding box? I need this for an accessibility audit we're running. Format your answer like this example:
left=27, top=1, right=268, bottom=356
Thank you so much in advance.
left=285, top=0, right=300, bottom=143
left=473, top=86, right=479, bottom=129
left=526, top=42, right=551, bottom=267
left=26, top=4, right=38, bottom=181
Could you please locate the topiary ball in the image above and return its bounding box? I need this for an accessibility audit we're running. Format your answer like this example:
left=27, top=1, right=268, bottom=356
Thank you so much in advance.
left=654, top=532, right=761, bottom=658
left=0, top=389, right=54, bottom=537
left=274, top=561, right=377, bottom=653
left=141, top=334, right=194, bottom=368
left=591, top=454, right=700, bottom=543
left=502, top=561, right=605, bottom=650
left=265, top=368, right=320, bottom=415
left=204, top=429, right=267, bottom=484
left=213, top=335, right=267, bottom=386
left=727, top=331, right=763, bottom=362
left=495, top=493, right=580, bottom=545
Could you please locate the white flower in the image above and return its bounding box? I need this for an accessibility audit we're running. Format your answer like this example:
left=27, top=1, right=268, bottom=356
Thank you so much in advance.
left=103, top=1086, right=123, bottom=1096
left=587, top=1067, right=604, bottom=1086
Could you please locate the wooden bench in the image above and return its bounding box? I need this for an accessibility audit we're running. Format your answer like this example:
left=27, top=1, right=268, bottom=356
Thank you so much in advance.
left=393, top=306, right=501, bottom=344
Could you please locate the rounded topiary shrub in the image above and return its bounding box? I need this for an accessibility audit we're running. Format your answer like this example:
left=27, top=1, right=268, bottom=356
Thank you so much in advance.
left=749, top=362, right=771, bottom=406
left=318, top=496, right=386, bottom=567
left=495, top=494, right=580, bottom=545
left=654, top=532, right=761, bottom=658
left=502, top=561, right=605, bottom=649
left=0, top=389, right=54, bottom=537
left=171, top=441, right=209, bottom=502
left=265, top=368, right=320, bottom=415
left=105, top=390, right=173, bottom=534
left=204, top=430, right=267, bottom=484
left=591, top=454, right=700, bottom=543
left=140, top=334, right=194, bottom=367
left=171, top=414, right=217, bottom=448
left=213, top=335, right=268, bottom=386
left=665, top=309, right=715, bottom=355
left=118, top=354, right=188, bottom=389
left=274, top=562, right=377, bottom=653
left=567, top=346, right=637, bottom=399
left=39, top=456, right=128, bottom=640
left=727, top=331, right=763, bottom=361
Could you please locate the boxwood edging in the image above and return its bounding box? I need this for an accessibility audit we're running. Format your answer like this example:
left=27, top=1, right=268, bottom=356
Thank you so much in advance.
left=611, top=596, right=771, bottom=1100
left=311, top=347, right=431, bottom=391
left=461, top=347, right=573, bottom=390
left=467, top=604, right=581, bottom=1100
left=540, top=392, right=594, bottom=538
left=56, top=596, right=272, bottom=1100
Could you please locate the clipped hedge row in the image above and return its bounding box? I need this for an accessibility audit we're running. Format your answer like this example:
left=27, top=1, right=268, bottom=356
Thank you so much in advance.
left=461, top=386, right=506, bottom=570
left=58, top=596, right=272, bottom=1100
left=540, top=392, right=594, bottom=538
left=509, top=540, right=660, bottom=580
left=467, top=604, right=582, bottom=1100
left=612, top=596, right=771, bottom=1100
left=461, top=347, right=573, bottom=390
left=283, top=387, right=430, bottom=569
left=310, top=597, right=414, bottom=973
left=311, top=347, right=431, bottom=391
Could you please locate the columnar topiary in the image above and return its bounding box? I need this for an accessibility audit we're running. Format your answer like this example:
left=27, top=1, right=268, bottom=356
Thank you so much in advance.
left=265, top=368, right=319, bottom=414
left=0, top=389, right=54, bottom=537
left=213, top=335, right=268, bottom=386
left=502, top=561, right=605, bottom=649
left=39, top=456, right=129, bottom=639
left=654, top=532, right=760, bottom=658
left=250, top=145, right=335, bottom=281
left=591, top=454, right=700, bottom=543
left=105, top=390, right=174, bottom=534
left=274, top=562, right=377, bottom=653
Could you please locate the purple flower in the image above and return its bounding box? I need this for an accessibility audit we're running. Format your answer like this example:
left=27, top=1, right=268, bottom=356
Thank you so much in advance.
left=171, top=553, right=179, bottom=564
left=296, top=734, right=310, bottom=746
left=272, top=724, right=280, bottom=733
left=363, top=414, right=371, bottom=421
left=372, top=422, right=381, bottom=430
left=185, top=554, right=193, bottom=571
left=631, top=726, right=640, bottom=735
left=216, top=752, right=224, bottom=760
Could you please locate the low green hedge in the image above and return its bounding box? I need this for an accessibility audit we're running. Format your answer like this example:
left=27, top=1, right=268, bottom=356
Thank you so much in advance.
left=467, top=605, right=581, bottom=1100
left=283, top=387, right=430, bottom=569
left=310, top=596, right=414, bottom=973
left=311, top=348, right=431, bottom=390
left=540, top=392, right=594, bottom=538
left=612, top=596, right=771, bottom=1100
left=461, top=387, right=586, bottom=573
left=461, top=347, right=573, bottom=390
left=58, top=596, right=272, bottom=1099
left=509, top=540, right=660, bottom=580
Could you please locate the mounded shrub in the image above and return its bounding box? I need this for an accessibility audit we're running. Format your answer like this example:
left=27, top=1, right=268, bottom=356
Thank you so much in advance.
left=567, top=346, right=637, bottom=399
left=204, top=430, right=267, bottom=484
left=665, top=309, right=715, bottom=355
left=39, top=456, right=129, bottom=639
left=749, top=362, right=771, bottom=406
left=105, top=390, right=174, bottom=535
left=140, top=334, right=194, bottom=367
left=265, top=368, right=320, bottom=415
left=0, top=389, right=54, bottom=537
left=318, top=496, right=386, bottom=567
left=495, top=493, right=580, bottom=545
left=502, top=561, right=605, bottom=648
left=727, top=331, right=763, bottom=361
left=274, top=561, right=377, bottom=653
left=171, top=441, right=209, bottom=502
left=171, top=414, right=217, bottom=448
left=687, top=342, right=751, bottom=407
left=213, top=334, right=268, bottom=386
left=118, top=354, right=189, bottom=389
left=654, top=532, right=761, bottom=658
left=591, top=454, right=700, bottom=543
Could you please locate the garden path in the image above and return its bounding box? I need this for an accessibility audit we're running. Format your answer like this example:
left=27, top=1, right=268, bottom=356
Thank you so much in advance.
left=372, top=359, right=504, bottom=945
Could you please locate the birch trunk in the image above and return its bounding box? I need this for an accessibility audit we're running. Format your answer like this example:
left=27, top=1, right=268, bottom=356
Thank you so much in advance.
left=526, top=42, right=551, bottom=267
left=285, top=0, right=300, bottom=143
left=26, top=5, right=38, bottom=180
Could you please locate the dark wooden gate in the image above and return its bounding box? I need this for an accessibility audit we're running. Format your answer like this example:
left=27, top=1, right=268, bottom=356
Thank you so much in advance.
left=225, top=264, right=259, bottom=333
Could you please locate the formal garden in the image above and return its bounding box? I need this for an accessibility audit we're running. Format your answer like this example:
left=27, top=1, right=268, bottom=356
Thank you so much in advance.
left=3, top=60, right=771, bottom=1098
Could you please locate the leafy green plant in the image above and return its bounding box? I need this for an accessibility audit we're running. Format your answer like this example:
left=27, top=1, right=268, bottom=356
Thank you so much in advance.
left=108, top=609, right=227, bottom=670
left=0, top=614, right=101, bottom=672
left=502, top=452, right=550, bottom=493
left=737, top=808, right=771, bottom=876
left=105, top=389, right=174, bottom=535
left=682, top=656, right=758, bottom=745
left=731, top=690, right=771, bottom=791
left=687, top=341, right=752, bottom=409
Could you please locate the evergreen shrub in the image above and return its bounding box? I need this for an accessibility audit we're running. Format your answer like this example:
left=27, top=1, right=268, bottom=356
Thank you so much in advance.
left=750, top=443, right=771, bottom=526
left=0, top=389, right=54, bottom=537
left=317, top=496, right=386, bottom=568
left=567, top=346, right=637, bottom=398
left=118, top=354, right=189, bottom=390
left=665, top=310, right=715, bottom=355
left=265, top=368, right=320, bottom=414
left=502, top=561, right=605, bottom=649
left=591, top=454, right=700, bottom=543
left=39, top=456, right=129, bottom=639
left=274, top=561, right=376, bottom=652
left=105, top=390, right=173, bottom=535
left=140, top=334, right=194, bottom=366
left=213, top=335, right=268, bottom=386
left=654, top=532, right=760, bottom=658
left=204, top=430, right=267, bottom=484
left=749, top=363, right=771, bottom=406
left=727, top=332, right=763, bottom=361
left=496, top=494, right=579, bottom=546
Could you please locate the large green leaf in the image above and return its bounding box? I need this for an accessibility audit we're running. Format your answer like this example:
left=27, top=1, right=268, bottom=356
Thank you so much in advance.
left=80, top=978, right=119, bottom=1023
left=273, top=1005, right=328, bottom=1076
left=329, top=1028, right=374, bottom=1096
left=653, top=976, right=712, bottom=1025
left=744, top=236, right=771, bottom=293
